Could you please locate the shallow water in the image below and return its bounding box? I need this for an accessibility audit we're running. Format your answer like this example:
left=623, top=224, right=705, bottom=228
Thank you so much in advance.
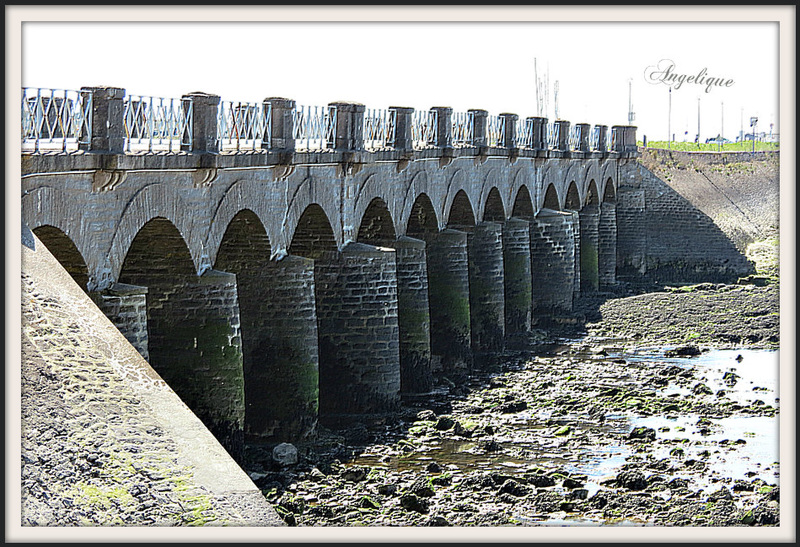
left=350, top=347, right=780, bottom=525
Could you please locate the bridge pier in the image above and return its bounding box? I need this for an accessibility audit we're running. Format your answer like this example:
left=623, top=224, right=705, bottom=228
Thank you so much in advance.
left=467, top=221, right=506, bottom=368
left=426, top=229, right=473, bottom=381
left=598, top=201, right=618, bottom=287
left=502, top=218, right=533, bottom=346
left=579, top=203, right=601, bottom=293
left=90, top=283, right=150, bottom=361
left=394, top=236, right=433, bottom=396
left=530, top=209, right=577, bottom=320
left=314, top=242, right=401, bottom=426
left=237, top=255, right=319, bottom=443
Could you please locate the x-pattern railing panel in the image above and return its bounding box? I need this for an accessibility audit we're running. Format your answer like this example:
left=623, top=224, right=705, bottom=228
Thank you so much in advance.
left=451, top=111, right=474, bottom=147
left=411, top=110, right=437, bottom=149
left=363, top=108, right=396, bottom=150
left=293, top=105, right=337, bottom=151
left=124, top=95, right=192, bottom=152
left=219, top=101, right=271, bottom=151
left=21, top=88, right=92, bottom=152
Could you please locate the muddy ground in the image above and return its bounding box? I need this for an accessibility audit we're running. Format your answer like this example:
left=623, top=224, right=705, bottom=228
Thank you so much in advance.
left=242, top=279, right=782, bottom=528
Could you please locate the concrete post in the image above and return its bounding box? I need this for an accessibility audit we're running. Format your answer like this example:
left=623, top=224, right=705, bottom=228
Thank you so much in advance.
left=502, top=218, right=532, bottom=345
left=90, top=283, right=149, bottom=360
left=394, top=236, right=433, bottom=395
left=431, top=107, right=453, bottom=149
left=264, top=97, right=296, bottom=152
left=426, top=229, right=472, bottom=380
left=579, top=204, right=600, bottom=292
left=314, top=243, right=400, bottom=425
left=182, top=92, right=220, bottom=153
left=529, top=209, right=576, bottom=319
left=390, top=106, right=415, bottom=152
left=598, top=201, right=618, bottom=287
left=79, top=86, right=125, bottom=153
left=467, top=222, right=506, bottom=364
left=555, top=120, right=571, bottom=151
left=527, top=117, right=548, bottom=150
left=469, top=109, right=488, bottom=147
left=330, top=102, right=366, bottom=151
left=500, top=113, right=519, bottom=149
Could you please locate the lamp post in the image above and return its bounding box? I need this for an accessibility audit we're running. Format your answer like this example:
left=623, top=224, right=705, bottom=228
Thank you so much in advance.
left=668, top=87, right=672, bottom=150
left=750, top=116, right=758, bottom=153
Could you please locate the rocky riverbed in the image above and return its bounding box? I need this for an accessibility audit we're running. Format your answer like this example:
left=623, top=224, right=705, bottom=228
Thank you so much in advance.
left=242, top=280, right=782, bottom=528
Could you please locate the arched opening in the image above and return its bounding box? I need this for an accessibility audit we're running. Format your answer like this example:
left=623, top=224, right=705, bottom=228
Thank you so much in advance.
left=406, top=193, right=438, bottom=239
left=511, top=185, right=535, bottom=218
left=579, top=181, right=601, bottom=293
left=565, top=181, right=581, bottom=210
left=603, top=177, right=616, bottom=203
left=32, top=225, right=90, bottom=291
left=586, top=180, right=600, bottom=207
left=119, top=217, right=245, bottom=459
left=542, top=184, right=560, bottom=210
left=483, top=187, right=505, bottom=222
left=446, top=190, right=476, bottom=230
left=598, top=177, right=618, bottom=287
left=357, top=197, right=396, bottom=246
left=289, top=204, right=338, bottom=259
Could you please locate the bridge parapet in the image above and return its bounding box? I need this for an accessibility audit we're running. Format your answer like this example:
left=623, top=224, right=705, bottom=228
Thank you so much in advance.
left=21, top=86, right=638, bottom=177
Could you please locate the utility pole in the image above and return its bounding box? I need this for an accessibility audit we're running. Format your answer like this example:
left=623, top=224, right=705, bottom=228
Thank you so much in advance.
left=719, top=101, right=724, bottom=151
left=627, top=78, right=635, bottom=125
left=668, top=87, right=672, bottom=150
left=696, top=97, right=700, bottom=146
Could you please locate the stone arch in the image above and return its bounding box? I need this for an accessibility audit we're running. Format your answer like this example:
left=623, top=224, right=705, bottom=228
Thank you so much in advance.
left=207, top=180, right=274, bottom=267
left=602, top=176, right=617, bottom=203
left=214, top=209, right=272, bottom=274
left=405, top=192, right=439, bottom=239
left=108, top=183, right=202, bottom=285
left=399, top=169, right=445, bottom=234
left=442, top=169, right=477, bottom=229
left=586, top=180, right=600, bottom=207
left=353, top=173, right=401, bottom=243
left=284, top=176, right=343, bottom=252
left=483, top=187, right=506, bottom=222
left=289, top=203, right=338, bottom=260
left=119, top=217, right=196, bottom=279
left=564, top=181, right=581, bottom=210
left=32, top=225, right=90, bottom=291
left=357, top=197, right=397, bottom=246
left=542, top=183, right=560, bottom=210
left=446, top=189, right=476, bottom=229
left=511, top=185, right=535, bottom=217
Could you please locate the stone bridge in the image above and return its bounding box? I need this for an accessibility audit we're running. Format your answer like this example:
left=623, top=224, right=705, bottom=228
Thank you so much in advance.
left=21, top=86, right=640, bottom=460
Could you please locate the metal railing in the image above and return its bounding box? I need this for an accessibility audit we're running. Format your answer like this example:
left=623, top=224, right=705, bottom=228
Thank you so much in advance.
left=218, top=100, right=271, bottom=151
left=21, top=88, right=92, bottom=152
left=363, top=108, right=396, bottom=150
left=293, top=105, right=337, bottom=151
left=590, top=126, right=602, bottom=151
left=515, top=118, right=533, bottom=149
left=124, top=95, right=192, bottom=153
left=547, top=122, right=560, bottom=149
left=487, top=115, right=506, bottom=148
left=451, top=111, right=474, bottom=147
left=568, top=125, right=582, bottom=151
left=411, top=109, right=437, bottom=149
left=606, top=128, right=615, bottom=152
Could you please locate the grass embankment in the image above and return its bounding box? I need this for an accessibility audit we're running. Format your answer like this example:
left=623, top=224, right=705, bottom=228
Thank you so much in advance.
left=639, top=141, right=779, bottom=152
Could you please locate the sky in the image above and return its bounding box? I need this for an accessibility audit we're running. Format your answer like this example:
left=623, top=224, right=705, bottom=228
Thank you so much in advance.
left=15, top=7, right=786, bottom=143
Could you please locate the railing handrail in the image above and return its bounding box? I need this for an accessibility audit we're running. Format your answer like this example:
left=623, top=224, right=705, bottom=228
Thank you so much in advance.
left=486, top=115, right=505, bottom=148
left=363, top=108, right=397, bottom=150
left=451, top=111, right=474, bottom=147
left=218, top=100, right=271, bottom=151
left=293, top=104, right=337, bottom=151
left=411, top=109, right=438, bottom=149
left=124, top=94, right=192, bottom=153
left=21, top=87, right=92, bottom=153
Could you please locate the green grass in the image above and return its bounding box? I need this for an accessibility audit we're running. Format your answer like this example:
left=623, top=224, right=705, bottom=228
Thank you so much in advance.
left=639, top=140, right=779, bottom=152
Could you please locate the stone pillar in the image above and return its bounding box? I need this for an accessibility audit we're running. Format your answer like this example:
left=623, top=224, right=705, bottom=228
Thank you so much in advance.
left=555, top=120, right=571, bottom=151
left=240, top=255, right=319, bottom=443
left=579, top=203, right=600, bottom=293
left=570, top=210, right=581, bottom=300
left=502, top=218, right=532, bottom=344
left=528, top=117, right=548, bottom=150
left=469, top=109, right=488, bottom=147
left=330, top=102, right=366, bottom=151
left=79, top=86, right=125, bottom=153
left=264, top=97, right=296, bottom=152
left=616, top=184, right=647, bottom=277
left=390, top=106, right=415, bottom=152
left=314, top=243, right=400, bottom=425
left=467, top=222, right=506, bottom=363
left=143, top=269, right=245, bottom=461
left=575, top=123, right=591, bottom=152
left=594, top=125, right=608, bottom=152
left=431, top=107, right=453, bottom=149
left=394, top=236, right=433, bottom=395
left=182, top=92, right=220, bottom=153
left=90, top=283, right=149, bottom=360
left=530, top=209, right=576, bottom=318
left=598, top=201, right=618, bottom=287
left=500, top=113, right=519, bottom=149
left=426, top=229, right=472, bottom=380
